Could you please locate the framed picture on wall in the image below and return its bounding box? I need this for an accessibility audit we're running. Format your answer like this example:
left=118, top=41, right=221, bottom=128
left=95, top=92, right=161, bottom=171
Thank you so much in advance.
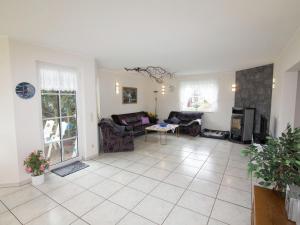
left=122, top=87, right=137, bottom=104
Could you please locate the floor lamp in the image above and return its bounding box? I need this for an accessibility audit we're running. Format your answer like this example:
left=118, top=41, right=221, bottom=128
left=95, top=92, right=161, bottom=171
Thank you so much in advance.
left=154, top=90, right=158, bottom=116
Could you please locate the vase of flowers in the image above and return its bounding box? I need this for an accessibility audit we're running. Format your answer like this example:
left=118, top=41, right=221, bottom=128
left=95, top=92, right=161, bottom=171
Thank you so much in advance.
left=148, top=112, right=158, bottom=123
left=24, top=150, right=49, bottom=186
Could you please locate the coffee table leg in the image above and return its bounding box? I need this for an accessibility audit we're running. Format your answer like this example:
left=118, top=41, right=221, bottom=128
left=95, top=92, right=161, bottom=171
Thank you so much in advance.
left=159, top=131, right=167, bottom=145
left=165, top=131, right=167, bottom=144
left=145, top=129, right=147, bottom=142
left=159, top=132, right=162, bottom=145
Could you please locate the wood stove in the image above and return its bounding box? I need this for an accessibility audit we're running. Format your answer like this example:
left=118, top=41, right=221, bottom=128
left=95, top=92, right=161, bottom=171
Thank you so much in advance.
left=230, top=107, right=255, bottom=143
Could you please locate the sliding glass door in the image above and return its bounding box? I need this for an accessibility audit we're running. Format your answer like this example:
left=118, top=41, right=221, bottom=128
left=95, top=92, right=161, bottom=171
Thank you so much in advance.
left=39, top=63, right=78, bottom=165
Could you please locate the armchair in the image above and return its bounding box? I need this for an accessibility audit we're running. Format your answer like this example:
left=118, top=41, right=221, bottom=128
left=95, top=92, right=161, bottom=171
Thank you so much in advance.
left=98, top=118, right=134, bottom=153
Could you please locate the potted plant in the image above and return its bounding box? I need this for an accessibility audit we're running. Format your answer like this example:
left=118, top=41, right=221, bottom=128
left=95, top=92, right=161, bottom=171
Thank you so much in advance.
left=242, top=125, right=300, bottom=192
left=24, top=150, right=50, bottom=186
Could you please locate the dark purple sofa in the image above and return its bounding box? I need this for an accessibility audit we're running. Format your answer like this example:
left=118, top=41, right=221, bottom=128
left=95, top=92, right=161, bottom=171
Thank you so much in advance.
left=98, top=118, right=134, bottom=152
left=164, top=111, right=203, bottom=136
left=111, top=111, right=156, bottom=137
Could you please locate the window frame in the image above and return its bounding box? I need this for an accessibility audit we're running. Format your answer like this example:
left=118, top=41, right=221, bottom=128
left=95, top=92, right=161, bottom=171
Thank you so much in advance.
left=41, top=89, right=79, bottom=165
left=38, top=61, right=80, bottom=166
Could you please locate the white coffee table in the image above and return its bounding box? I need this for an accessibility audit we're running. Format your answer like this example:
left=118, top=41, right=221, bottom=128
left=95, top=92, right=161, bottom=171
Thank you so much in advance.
left=144, top=124, right=179, bottom=145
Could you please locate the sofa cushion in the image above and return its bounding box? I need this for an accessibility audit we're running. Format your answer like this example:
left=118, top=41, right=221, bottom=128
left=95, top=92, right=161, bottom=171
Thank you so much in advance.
left=113, top=123, right=125, bottom=134
left=126, top=116, right=138, bottom=123
left=132, top=121, right=142, bottom=128
left=175, top=112, right=203, bottom=122
left=177, top=114, right=189, bottom=121
left=141, top=116, right=150, bottom=125
left=170, top=116, right=180, bottom=124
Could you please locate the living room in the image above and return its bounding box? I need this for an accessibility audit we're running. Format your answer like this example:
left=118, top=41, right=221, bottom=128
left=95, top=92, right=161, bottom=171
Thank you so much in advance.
left=1, top=1, right=300, bottom=225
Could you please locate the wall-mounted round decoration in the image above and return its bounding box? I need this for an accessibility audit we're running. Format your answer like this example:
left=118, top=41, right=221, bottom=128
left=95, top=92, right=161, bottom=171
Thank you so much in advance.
left=15, top=82, right=35, bottom=99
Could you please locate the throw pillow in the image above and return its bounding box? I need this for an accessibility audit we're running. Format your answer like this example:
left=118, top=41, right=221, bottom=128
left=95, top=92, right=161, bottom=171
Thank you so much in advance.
left=170, top=116, right=180, bottom=124
left=141, top=116, right=150, bottom=125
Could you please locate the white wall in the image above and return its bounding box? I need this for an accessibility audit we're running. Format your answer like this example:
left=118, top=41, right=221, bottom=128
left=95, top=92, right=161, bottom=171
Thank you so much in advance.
left=271, top=28, right=300, bottom=136
left=295, top=72, right=300, bottom=128
left=98, top=69, right=154, bottom=118
left=0, top=37, right=20, bottom=186
left=1, top=39, right=98, bottom=185
left=156, top=72, right=235, bottom=131
left=97, top=70, right=235, bottom=131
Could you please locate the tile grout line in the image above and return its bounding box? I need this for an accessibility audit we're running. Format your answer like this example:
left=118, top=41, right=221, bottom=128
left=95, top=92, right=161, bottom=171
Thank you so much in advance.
left=160, top=140, right=220, bottom=225
left=90, top=160, right=251, bottom=218
left=113, top=142, right=188, bottom=225
left=78, top=159, right=164, bottom=225
left=0, top=138, right=249, bottom=225
left=28, top=185, right=89, bottom=225
left=130, top=138, right=249, bottom=223
left=101, top=139, right=247, bottom=225
left=117, top=157, right=250, bottom=187
left=206, top=142, right=233, bottom=225
left=104, top=136, right=200, bottom=225
left=0, top=199, right=24, bottom=225
left=71, top=143, right=175, bottom=225
left=7, top=172, right=111, bottom=224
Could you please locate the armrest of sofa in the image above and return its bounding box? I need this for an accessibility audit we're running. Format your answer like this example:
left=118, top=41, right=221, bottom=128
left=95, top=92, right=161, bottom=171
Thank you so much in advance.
left=110, top=123, right=128, bottom=136
left=179, top=119, right=201, bottom=126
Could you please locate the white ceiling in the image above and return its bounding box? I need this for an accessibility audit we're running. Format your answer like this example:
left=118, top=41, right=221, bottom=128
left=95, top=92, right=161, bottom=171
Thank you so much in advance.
left=1, top=0, right=300, bottom=74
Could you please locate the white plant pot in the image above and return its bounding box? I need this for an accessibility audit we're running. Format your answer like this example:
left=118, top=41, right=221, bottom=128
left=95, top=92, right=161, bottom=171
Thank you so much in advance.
left=285, top=184, right=300, bottom=224
left=31, top=174, right=45, bottom=186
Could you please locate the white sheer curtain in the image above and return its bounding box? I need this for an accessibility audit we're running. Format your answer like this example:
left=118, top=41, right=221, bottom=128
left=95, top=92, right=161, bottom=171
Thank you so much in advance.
left=179, top=80, right=219, bottom=112
left=38, top=63, right=78, bottom=91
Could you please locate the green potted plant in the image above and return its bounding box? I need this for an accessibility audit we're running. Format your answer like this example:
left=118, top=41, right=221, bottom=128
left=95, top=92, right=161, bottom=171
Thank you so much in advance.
left=242, top=125, right=300, bottom=192
left=24, top=150, right=50, bottom=186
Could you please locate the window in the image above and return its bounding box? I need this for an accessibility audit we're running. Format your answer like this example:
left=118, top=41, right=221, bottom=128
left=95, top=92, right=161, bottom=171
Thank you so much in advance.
left=39, top=63, right=78, bottom=165
left=179, top=80, right=218, bottom=112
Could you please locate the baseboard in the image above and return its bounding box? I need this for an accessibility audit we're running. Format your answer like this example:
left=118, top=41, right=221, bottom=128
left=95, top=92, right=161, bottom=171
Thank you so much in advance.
left=83, top=153, right=99, bottom=161
left=0, top=178, right=31, bottom=188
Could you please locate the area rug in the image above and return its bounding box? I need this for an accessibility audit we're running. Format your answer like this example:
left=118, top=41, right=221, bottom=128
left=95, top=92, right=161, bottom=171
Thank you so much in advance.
left=51, top=161, right=89, bottom=177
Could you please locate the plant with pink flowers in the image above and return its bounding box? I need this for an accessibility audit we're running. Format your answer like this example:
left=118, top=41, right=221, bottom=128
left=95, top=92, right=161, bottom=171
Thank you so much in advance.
left=24, top=150, right=49, bottom=176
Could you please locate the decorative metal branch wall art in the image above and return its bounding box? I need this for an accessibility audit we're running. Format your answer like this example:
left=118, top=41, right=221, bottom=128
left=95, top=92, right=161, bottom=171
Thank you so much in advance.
left=124, top=66, right=174, bottom=83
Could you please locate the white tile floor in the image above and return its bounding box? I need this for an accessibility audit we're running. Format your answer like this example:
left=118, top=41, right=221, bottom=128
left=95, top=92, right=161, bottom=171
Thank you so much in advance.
left=0, top=134, right=253, bottom=225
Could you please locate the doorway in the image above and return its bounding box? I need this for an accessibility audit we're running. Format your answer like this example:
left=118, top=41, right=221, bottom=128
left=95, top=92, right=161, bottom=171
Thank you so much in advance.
left=39, top=63, right=79, bottom=165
